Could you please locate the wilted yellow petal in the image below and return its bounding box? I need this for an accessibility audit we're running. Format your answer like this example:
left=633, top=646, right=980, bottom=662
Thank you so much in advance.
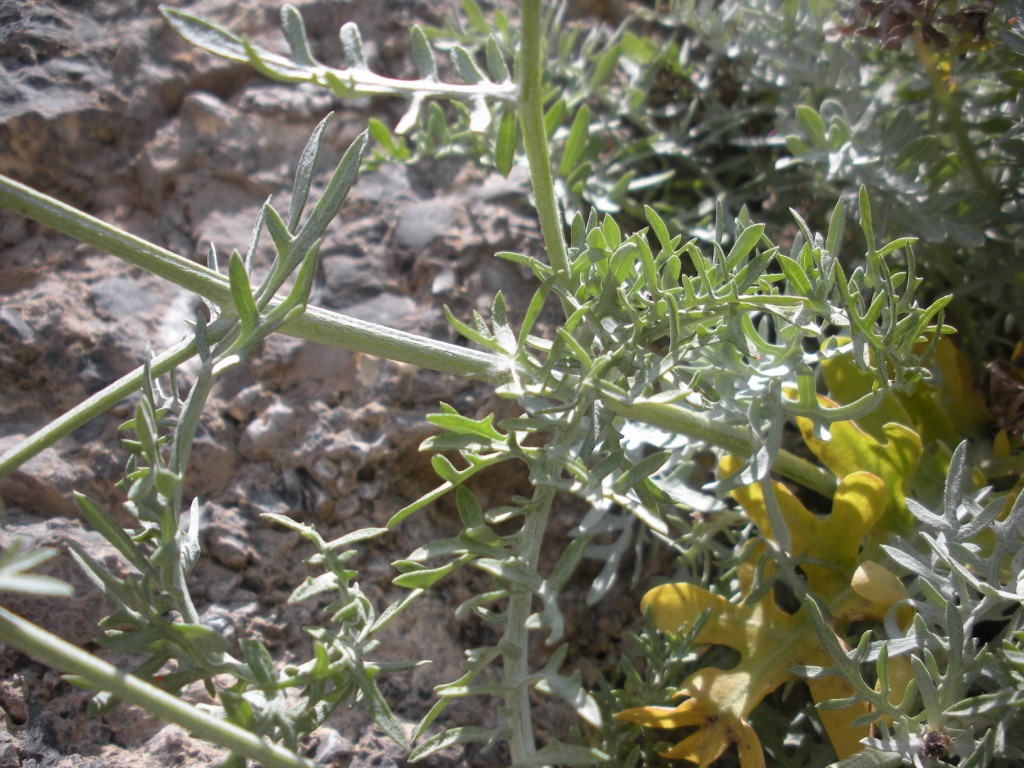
left=615, top=698, right=708, bottom=729
left=819, top=472, right=889, bottom=568
left=795, top=402, right=921, bottom=532
left=642, top=583, right=743, bottom=645
left=660, top=718, right=732, bottom=766
left=734, top=720, right=767, bottom=768
left=852, top=560, right=908, bottom=606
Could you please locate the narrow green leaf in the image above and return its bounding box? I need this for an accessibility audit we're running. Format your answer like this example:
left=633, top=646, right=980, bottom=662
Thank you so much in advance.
left=0, top=543, right=73, bottom=597
left=601, top=214, right=621, bottom=250
left=220, top=690, right=255, bottom=729
left=160, top=7, right=247, bottom=62
left=133, top=397, right=161, bottom=465
left=777, top=254, right=813, bottom=296
left=227, top=250, right=258, bottom=335
left=407, top=726, right=495, bottom=762
left=293, top=131, right=367, bottom=261
left=409, top=25, right=437, bottom=80
left=393, top=556, right=471, bottom=588
left=491, top=291, right=516, bottom=352
left=859, top=185, right=875, bottom=254
left=240, top=638, right=277, bottom=688
left=431, top=454, right=461, bottom=484
left=74, top=492, right=156, bottom=579
left=544, top=99, right=566, bottom=139
left=644, top=204, right=673, bottom=256
left=242, top=204, right=266, bottom=276
left=559, top=104, right=591, bottom=178
left=169, top=622, right=231, bottom=655
left=287, top=112, right=331, bottom=231
left=725, top=222, right=765, bottom=271
left=356, top=674, right=410, bottom=750
left=461, top=0, right=489, bottom=32
left=998, top=69, right=1024, bottom=87
left=451, top=45, right=484, bottom=84
left=280, top=5, right=316, bottom=66
left=591, top=44, right=620, bottom=89
left=796, top=105, right=827, bottom=150
left=427, top=409, right=504, bottom=440
left=239, top=36, right=307, bottom=83
left=473, top=557, right=542, bottom=591
left=323, top=527, right=388, bottom=551
left=826, top=197, right=846, bottom=258
left=456, top=486, right=485, bottom=529
left=494, top=110, right=516, bottom=177
left=94, top=627, right=163, bottom=653
left=263, top=203, right=293, bottom=258
left=443, top=305, right=502, bottom=351
left=534, top=673, right=602, bottom=727
left=485, top=36, right=511, bottom=82
left=369, top=588, right=423, bottom=634
left=279, top=240, right=320, bottom=316
left=339, top=22, right=367, bottom=69
left=289, top=573, right=339, bottom=604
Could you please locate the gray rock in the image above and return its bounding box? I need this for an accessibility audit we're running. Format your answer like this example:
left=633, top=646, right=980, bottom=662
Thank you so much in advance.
left=241, top=399, right=298, bottom=458
left=393, top=199, right=456, bottom=251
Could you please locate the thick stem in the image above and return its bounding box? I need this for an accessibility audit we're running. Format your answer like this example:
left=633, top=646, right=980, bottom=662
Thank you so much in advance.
left=501, top=487, right=555, bottom=763
left=0, top=337, right=201, bottom=477
left=0, top=607, right=313, bottom=768
left=518, top=0, right=571, bottom=310
left=0, top=174, right=509, bottom=384
left=607, top=399, right=838, bottom=498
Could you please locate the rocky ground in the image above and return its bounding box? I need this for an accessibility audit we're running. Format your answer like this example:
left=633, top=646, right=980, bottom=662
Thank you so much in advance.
left=0, top=1, right=639, bottom=766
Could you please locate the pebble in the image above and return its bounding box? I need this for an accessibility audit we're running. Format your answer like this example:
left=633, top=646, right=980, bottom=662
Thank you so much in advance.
left=242, top=400, right=297, bottom=457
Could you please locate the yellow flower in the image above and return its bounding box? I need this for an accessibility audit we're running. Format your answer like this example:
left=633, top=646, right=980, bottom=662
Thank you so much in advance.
left=617, top=460, right=912, bottom=764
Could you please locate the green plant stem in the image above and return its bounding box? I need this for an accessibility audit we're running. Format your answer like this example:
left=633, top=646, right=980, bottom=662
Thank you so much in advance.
left=166, top=361, right=218, bottom=627
left=0, top=174, right=508, bottom=384
left=0, top=336, right=202, bottom=477
left=518, top=0, right=572, bottom=312
left=0, top=177, right=838, bottom=499
left=489, top=5, right=583, bottom=759
left=502, top=487, right=555, bottom=763
left=0, top=607, right=313, bottom=768
left=159, top=6, right=517, bottom=104
left=608, top=400, right=838, bottom=498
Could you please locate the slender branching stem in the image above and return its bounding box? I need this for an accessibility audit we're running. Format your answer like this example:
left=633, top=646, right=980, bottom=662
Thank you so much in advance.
left=502, top=485, right=556, bottom=763
left=0, top=183, right=835, bottom=499
left=0, top=336, right=202, bottom=477
left=315, top=66, right=517, bottom=102
left=0, top=607, right=313, bottom=768
left=490, top=3, right=582, bottom=761
left=518, top=0, right=572, bottom=313
left=608, top=400, right=838, bottom=498
left=0, top=174, right=508, bottom=383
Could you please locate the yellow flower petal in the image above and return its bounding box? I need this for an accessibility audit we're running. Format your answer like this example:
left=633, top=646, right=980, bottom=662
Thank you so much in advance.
left=641, top=583, right=744, bottom=646
left=851, top=560, right=908, bottom=606
left=615, top=698, right=708, bottom=729
left=735, top=720, right=767, bottom=768
left=661, top=718, right=731, bottom=766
